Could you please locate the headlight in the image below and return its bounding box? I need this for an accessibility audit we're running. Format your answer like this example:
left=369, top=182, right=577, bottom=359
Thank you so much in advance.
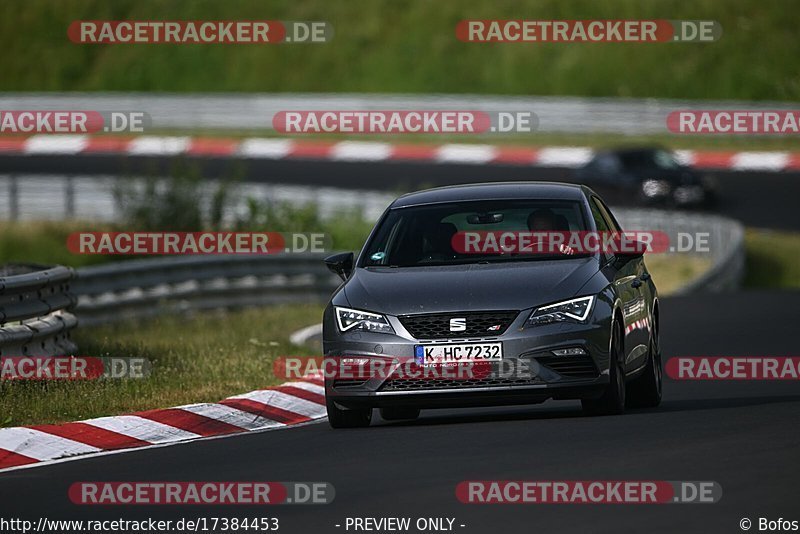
left=528, top=296, right=595, bottom=326
left=642, top=179, right=671, bottom=198
left=335, top=306, right=394, bottom=334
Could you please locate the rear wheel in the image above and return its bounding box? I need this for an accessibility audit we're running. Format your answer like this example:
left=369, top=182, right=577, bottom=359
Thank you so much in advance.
left=326, top=397, right=372, bottom=428
left=626, top=318, right=663, bottom=408
left=380, top=407, right=421, bottom=421
left=582, top=321, right=626, bottom=416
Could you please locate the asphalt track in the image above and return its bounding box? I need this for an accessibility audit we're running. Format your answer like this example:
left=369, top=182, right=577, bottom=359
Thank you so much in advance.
left=1, top=290, right=798, bottom=534
left=1, top=154, right=799, bottom=230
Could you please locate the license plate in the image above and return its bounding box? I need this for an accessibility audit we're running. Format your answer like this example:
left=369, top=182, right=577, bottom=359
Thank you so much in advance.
left=415, top=343, right=503, bottom=367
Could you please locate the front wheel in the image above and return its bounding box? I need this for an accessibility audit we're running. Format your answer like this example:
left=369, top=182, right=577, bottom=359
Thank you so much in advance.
left=582, top=322, right=626, bottom=416
left=326, top=397, right=372, bottom=428
left=626, top=328, right=663, bottom=408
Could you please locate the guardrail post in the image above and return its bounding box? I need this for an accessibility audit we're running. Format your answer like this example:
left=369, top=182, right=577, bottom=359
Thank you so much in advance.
left=8, top=174, right=19, bottom=221
left=65, top=175, right=75, bottom=219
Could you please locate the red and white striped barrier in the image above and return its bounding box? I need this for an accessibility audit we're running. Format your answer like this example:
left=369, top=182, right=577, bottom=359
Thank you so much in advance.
left=0, top=375, right=326, bottom=473
left=1, top=134, right=799, bottom=171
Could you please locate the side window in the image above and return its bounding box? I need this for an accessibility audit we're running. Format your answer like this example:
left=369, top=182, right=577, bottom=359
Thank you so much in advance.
left=596, top=154, right=620, bottom=174
left=594, top=197, right=622, bottom=232
left=589, top=198, right=610, bottom=232
left=363, top=215, right=402, bottom=265
left=590, top=197, right=616, bottom=262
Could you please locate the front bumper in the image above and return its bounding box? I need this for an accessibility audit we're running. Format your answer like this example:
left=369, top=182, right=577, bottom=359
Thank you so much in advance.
left=323, top=307, right=612, bottom=410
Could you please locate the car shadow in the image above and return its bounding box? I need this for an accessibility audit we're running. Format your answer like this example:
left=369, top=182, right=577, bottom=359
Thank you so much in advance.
left=373, top=394, right=800, bottom=428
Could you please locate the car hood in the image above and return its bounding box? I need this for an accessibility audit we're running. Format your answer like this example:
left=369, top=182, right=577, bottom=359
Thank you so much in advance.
left=343, top=257, right=599, bottom=316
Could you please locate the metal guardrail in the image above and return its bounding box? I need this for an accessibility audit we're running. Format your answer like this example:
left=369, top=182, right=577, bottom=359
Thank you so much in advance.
left=616, top=209, right=745, bottom=294
left=1, top=93, right=797, bottom=135
left=72, top=254, right=342, bottom=326
left=0, top=265, right=78, bottom=356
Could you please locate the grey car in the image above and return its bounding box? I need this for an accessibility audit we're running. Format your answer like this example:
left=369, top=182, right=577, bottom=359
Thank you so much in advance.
left=322, top=182, right=662, bottom=428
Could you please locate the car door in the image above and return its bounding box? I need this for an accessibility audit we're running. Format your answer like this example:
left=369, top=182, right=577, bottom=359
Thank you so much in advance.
left=590, top=197, right=650, bottom=373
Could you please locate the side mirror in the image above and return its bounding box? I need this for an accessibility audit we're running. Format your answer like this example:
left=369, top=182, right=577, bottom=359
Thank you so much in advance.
left=324, top=252, right=354, bottom=281
left=615, top=239, right=646, bottom=260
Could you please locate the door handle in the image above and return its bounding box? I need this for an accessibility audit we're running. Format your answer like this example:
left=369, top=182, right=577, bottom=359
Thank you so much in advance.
left=631, top=279, right=643, bottom=289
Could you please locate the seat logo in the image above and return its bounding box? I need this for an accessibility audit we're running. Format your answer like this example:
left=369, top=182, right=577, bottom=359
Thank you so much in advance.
left=449, top=318, right=467, bottom=332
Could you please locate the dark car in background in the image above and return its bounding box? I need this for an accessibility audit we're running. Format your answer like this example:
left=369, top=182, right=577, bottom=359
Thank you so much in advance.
left=322, top=182, right=662, bottom=428
left=574, top=147, right=716, bottom=207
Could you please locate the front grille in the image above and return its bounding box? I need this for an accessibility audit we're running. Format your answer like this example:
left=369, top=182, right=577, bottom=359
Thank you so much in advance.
left=398, top=310, right=518, bottom=339
left=380, top=360, right=541, bottom=391
left=536, top=354, right=599, bottom=379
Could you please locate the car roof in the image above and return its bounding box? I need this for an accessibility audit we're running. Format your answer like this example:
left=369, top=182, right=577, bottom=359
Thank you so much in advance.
left=391, top=182, right=590, bottom=208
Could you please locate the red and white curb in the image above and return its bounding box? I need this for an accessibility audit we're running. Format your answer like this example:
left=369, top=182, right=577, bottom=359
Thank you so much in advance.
left=0, top=375, right=326, bottom=473
left=1, top=134, right=799, bottom=171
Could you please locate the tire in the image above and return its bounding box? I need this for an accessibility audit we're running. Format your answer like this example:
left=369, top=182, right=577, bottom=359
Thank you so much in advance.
left=582, top=321, right=626, bottom=416
left=626, top=320, right=663, bottom=409
left=326, top=397, right=372, bottom=428
left=380, top=407, right=421, bottom=421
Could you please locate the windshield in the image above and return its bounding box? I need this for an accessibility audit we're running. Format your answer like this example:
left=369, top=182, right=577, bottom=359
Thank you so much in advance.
left=360, top=199, right=590, bottom=267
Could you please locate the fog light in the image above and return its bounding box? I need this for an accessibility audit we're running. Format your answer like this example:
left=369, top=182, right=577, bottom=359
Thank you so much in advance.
left=552, top=348, right=586, bottom=356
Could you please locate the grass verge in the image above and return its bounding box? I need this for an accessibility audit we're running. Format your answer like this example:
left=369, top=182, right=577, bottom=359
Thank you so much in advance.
left=744, top=229, right=800, bottom=289
left=0, top=304, right=322, bottom=427
left=644, top=255, right=713, bottom=295
left=0, top=221, right=116, bottom=268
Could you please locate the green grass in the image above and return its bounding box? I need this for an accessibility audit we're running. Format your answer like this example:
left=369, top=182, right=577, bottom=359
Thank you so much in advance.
left=644, top=254, right=712, bottom=294
left=0, top=221, right=118, bottom=268
left=0, top=304, right=323, bottom=427
left=744, top=229, right=800, bottom=289
left=0, top=0, right=798, bottom=100
left=0, top=203, right=375, bottom=268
